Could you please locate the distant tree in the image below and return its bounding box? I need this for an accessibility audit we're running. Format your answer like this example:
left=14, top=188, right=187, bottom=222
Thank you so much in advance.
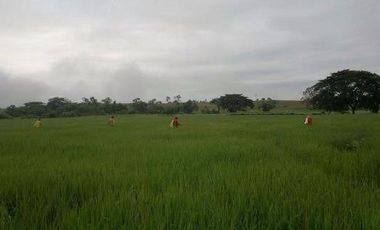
left=147, top=98, right=164, bottom=114
left=166, top=96, right=171, bottom=103
left=210, top=98, right=221, bottom=113
left=0, top=109, right=12, bottom=119
left=89, top=97, right=98, bottom=105
left=47, top=97, right=71, bottom=116
left=111, top=101, right=117, bottom=113
left=132, top=98, right=141, bottom=103
left=257, top=98, right=277, bottom=112
left=3, top=96, right=130, bottom=118
left=201, top=106, right=210, bottom=114
left=61, top=102, right=80, bottom=117
left=172, top=95, right=182, bottom=112
left=111, top=101, right=128, bottom=114
left=82, top=97, right=90, bottom=104
left=200, top=105, right=218, bottom=114
left=183, top=100, right=198, bottom=114
left=80, top=97, right=102, bottom=114
left=173, top=95, right=181, bottom=102
left=47, top=97, right=69, bottom=110
left=132, top=98, right=148, bottom=113
left=218, top=94, right=254, bottom=112
left=5, top=105, right=20, bottom=117
left=24, top=101, right=46, bottom=117
left=303, top=70, right=380, bottom=114
left=164, top=105, right=180, bottom=115
left=101, top=97, right=113, bottom=114
left=101, top=97, right=112, bottom=105
left=148, top=98, right=157, bottom=104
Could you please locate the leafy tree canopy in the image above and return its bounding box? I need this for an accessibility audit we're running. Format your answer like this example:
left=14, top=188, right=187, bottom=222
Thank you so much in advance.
left=257, top=98, right=276, bottom=112
left=303, top=70, right=380, bottom=114
left=218, top=94, right=254, bottom=112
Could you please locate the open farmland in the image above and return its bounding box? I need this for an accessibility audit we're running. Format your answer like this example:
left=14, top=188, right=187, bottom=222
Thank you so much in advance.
left=0, top=114, right=380, bottom=229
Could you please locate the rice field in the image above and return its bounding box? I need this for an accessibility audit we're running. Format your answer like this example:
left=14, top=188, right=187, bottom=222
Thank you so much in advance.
left=0, top=114, right=380, bottom=229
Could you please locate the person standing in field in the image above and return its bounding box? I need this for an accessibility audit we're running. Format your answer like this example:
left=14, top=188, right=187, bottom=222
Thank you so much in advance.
left=34, top=118, right=43, bottom=128
left=170, top=116, right=180, bottom=128
left=108, top=115, right=116, bottom=126
left=304, top=115, right=312, bottom=125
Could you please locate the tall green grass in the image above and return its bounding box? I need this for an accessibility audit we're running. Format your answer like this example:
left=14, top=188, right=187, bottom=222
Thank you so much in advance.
left=0, top=114, right=380, bottom=229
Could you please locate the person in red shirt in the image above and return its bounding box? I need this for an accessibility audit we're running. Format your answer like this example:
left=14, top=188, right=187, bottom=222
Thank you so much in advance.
left=304, top=115, right=312, bottom=125
left=170, top=116, right=180, bottom=128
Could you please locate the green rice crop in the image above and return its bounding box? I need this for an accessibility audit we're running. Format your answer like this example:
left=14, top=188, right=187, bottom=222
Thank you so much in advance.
left=0, top=114, right=380, bottom=229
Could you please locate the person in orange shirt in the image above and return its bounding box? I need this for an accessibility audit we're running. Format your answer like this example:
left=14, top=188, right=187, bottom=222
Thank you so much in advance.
left=170, top=116, right=180, bottom=128
left=304, top=115, right=312, bottom=125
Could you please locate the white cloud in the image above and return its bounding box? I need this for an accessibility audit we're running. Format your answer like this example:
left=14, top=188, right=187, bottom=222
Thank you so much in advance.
left=0, top=0, right=379, bottom=106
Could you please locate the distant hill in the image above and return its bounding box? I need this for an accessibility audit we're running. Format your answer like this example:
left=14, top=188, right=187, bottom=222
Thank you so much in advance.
left=262, top=100, right=309, bottom=114
left=275, top=100, right=306, bottom=109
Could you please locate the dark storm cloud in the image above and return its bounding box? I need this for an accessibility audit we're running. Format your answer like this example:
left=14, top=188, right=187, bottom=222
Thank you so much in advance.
left=0, top=0, right=379, bottom=106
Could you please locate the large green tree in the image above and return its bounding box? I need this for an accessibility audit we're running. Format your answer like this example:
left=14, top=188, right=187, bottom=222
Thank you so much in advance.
left=218, top=94, right=254, bottom=113
left=47, top=97, right=71, bottom=116
left=257, top=98, right=276, bottom=112
left=303, top=70, right=380, bottom=114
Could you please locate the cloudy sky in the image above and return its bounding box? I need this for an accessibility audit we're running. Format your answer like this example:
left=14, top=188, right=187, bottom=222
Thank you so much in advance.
left=0, top=0, right=379, bottom=106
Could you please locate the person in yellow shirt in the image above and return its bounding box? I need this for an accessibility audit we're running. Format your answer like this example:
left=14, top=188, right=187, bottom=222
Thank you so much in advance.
left=34, top=118, right=43, bottom=128
left=108, top=115, right=116, bottom=126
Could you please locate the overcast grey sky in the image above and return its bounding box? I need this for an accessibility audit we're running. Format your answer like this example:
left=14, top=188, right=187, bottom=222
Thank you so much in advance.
left=0, top=0, right=379, bottom=106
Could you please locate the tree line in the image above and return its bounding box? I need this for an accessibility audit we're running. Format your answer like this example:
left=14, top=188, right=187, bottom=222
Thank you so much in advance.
left=0, top=94, right=278, bottom=119
left=1, top=69, right=379, bottom=118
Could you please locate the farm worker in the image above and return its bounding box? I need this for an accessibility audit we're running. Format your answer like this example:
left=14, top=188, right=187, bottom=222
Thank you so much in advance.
left=304, top=115, right=312, bottom=125
left=108, top=115, right=116, bottom=126
left=170, top=116, right=180, bottom=128
left=34, top=118, right=42, bottom=128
